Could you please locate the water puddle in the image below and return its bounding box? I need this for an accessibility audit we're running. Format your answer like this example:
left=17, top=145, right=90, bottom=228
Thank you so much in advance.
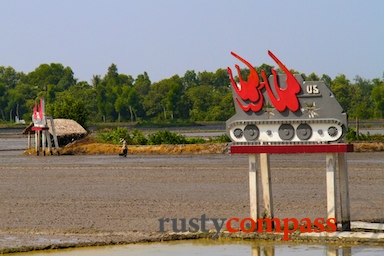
left=10, top=240, right=384, bottom=256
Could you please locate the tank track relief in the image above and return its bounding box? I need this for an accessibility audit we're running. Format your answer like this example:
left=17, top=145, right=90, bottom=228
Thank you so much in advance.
left=228, top=119, right=345, bottom=144
left=226, top=51, right=348, bottom=145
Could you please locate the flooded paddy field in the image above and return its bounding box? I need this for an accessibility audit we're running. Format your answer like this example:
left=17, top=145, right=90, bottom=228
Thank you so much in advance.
left=0, top=136, right=383, bottom=253
left=8, top=240, right=384, bottom=256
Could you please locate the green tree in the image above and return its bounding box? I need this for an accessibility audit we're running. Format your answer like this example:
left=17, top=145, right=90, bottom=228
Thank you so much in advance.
left=6, top=87, right=24, bottom=122
left=134, top=72, right=151, bottom=96
left=105, top=63, right=119, bottom=86
left=186, top=85, right=213, bottom=121
left=0, top=66, right=21, bottom=89
left=27, top=63, right=76, bottom=104
left=347, top=84, right=372, bottom=119
left=164, top=76, right=183, bottom=119
left=127, top=88, right=144, bottom=121
left=305, top=72, right=320, bottom=81
left=0, top=67, right=36, bottom=122
left=354, top=76, right=373, bottom=96
left=198, top=71, right=215, bottom=86
left=114, top=85, right=132, bottom=122
left=183, top=70, right=199, bottom=89
left=143, top=76, right=182, bottom=120
left=27, top=63, right=76, bottom=90
left=95, top=64, right=124, bottom=122
left=331, top=74, right=352, bottom=112
left=49, top=94, right=89, bottom=129
left=205, top=92, right=234, bottom=121
left=351, top=76, right=374, bottom=119
left=91, top=74, right=101, bottom=87
left=54, top=82, right=98, bottom=122
left=0, top=66, right=24, bottom=121
left=213, top=68, right=230, bottom=88
left=0, top=83, right=6, bottom=120
left=118, top=74, right=134, bottom=87
left=371, top=79, right=384, bottom=118
left=321, top=74, right=332, bottom=87
left=257, top=63, right=274, bottom=79
left=96, top=82, right=107, bottom=122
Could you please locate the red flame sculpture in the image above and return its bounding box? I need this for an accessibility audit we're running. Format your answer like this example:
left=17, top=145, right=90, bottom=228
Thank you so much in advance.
left=227, top=51, right=301, bottom=113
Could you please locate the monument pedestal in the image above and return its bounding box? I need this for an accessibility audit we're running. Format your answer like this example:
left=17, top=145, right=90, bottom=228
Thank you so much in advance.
left=231, top=144, right=353, bottom=231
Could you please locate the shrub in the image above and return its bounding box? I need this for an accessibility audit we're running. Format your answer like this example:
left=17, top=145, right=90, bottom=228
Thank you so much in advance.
left=148, top=130, right=188, bottom=145
left=131, top=129, right=148, bottom=145
left=97, top=127, right=131, bottom=144
left=346, top=128, right=357, bottom=142
left=186, top=137, right=206, bottom=144
left=96, top=128, right=232, bottom=145
left=346, top=128, right=384, bottom=142
left=209, top=133, right=231, bottom=143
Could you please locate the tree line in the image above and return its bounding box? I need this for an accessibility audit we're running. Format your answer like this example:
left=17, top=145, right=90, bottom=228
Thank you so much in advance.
left=0, top=63, right=383, bottom=128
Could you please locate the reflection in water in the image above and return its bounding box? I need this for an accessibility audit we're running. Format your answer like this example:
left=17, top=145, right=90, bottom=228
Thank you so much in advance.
left=10, top=240, right=384, bottom=256
left=252, top=245, right=274, bottom=256
left=251, top=244, right=352, bottom=256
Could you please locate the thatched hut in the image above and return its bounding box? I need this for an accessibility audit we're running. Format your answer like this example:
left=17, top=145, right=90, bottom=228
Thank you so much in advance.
left=23, top=119, right=87, bottom=148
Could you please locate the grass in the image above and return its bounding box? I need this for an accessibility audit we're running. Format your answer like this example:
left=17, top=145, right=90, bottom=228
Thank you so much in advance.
left=29, top=134, right=227, bottom=155
left=96, top=127, right=230, bottom=146
left=0, top=122, right=28, bottom=129
left=353, top=142, right=384, bottom=152
left=24, top=139, right=382, bottom=156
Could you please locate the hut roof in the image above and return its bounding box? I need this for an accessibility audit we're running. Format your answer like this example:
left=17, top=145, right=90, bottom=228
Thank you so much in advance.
left=48, top=119, right=87, bottom=137
left=22, top=122, right=34, bottom=135
left=22, top=119, right=87, bottom=137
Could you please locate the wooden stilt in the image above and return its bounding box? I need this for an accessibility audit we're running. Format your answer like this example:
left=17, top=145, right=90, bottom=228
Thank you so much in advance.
left=263, top=245, right=275, bottom=256
left=251, top=246, right=261, bottom=256
left=42, top=129, right=46, bottom=156
left=326, top=248, right=339, bottom=256
left=34, top=131, right=38, bottom=152
left=45, top=130, right=53, bottom=155
left=326, top=153, right=337, bottom=220
left=48, top=117, right=60, bottom=155
left=342, top=247, right=351, bottom=256
left=338, top=152, right=351, bottom=230
left=27, top=131, right=31, bottom=149
left=260, top=153, right=273, bottom=219
left=249, top=154, right=259, bottom=221
left=36, top=130, right=41, bottom=156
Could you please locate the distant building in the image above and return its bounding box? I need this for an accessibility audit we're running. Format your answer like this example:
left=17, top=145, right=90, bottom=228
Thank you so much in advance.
left=15, top=116, right=26, bottom=124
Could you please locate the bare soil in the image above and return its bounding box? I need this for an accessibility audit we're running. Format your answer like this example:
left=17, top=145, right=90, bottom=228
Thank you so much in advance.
left=0, top=151, right=383, bottom=252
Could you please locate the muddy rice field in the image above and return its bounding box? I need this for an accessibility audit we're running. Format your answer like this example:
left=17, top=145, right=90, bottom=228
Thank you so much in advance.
left=0, top=135, right=383, bottom=252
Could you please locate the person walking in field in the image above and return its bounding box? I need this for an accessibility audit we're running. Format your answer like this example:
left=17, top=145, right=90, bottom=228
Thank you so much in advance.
left=119, top=138, right=128, bottom=157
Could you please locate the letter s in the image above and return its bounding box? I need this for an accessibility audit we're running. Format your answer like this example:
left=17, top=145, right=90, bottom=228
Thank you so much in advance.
left=326, top=218, right=337, bottom=232
left=313, top=85, right=319, bottom=94
left=313, top=218, right=325, bottom=233
left=188, top=218, right=200, bottom=232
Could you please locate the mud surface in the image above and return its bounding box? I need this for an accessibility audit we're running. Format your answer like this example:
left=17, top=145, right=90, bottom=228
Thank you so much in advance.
left=0, top=139, right=383, bottom=250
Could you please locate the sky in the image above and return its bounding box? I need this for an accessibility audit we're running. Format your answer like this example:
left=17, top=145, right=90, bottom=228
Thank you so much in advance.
left=1, top=0, right=383, bottom=84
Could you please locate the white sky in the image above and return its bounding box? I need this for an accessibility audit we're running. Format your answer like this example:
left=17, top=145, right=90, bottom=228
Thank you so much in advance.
left=1, top=0, right=383, bottom=83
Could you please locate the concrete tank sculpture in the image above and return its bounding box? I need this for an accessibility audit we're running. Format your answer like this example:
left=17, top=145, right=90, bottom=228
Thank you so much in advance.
left=226, top=51, right=347, bottom=145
